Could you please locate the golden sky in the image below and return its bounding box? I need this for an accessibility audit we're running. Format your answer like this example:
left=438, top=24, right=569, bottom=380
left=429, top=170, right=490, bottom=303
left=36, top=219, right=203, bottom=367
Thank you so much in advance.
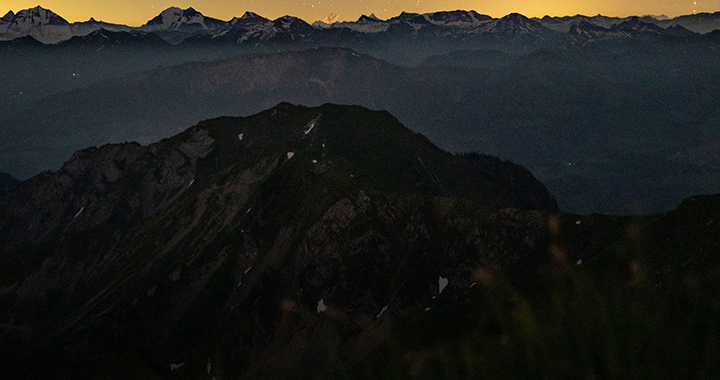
left=4, top=1, right=720, bottom=26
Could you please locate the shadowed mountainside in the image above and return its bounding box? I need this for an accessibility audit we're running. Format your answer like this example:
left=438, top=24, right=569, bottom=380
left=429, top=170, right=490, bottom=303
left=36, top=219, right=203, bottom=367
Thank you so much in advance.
left=0, top=103, right=718, bottom=379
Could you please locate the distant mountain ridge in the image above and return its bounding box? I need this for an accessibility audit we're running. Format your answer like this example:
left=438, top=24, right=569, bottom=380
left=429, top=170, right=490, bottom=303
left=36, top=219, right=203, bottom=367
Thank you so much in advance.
left=2, top=5, right=719, bottom=44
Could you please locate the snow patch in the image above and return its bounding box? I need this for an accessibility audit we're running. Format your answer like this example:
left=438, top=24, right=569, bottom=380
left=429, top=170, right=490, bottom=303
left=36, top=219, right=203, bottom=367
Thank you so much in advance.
left=189, top=179, right=195, bottom=186
left=317, top=298, right=327, bottom=313
left=304, top=121, right=316, bottom=135
left=376, top=305, right=389, bottom=318
left=469, top=282, right=477, bottom=288
left=425, top=307, right=431, bottom=311
left=73, top=206, right=85, bottom=219
left=287, top=152, right=295, bottom=159
left=312, top=159, right=318, bottom=164
left=244, top=266, right=253, bottom=275
left=170, top=362, right=185, bottom=371
left=575, top=220, right=582, bottom=225
left=576, top=259, right=583, bottom=266
left=438, top=276, right=449, bottom=294
left=238, top=133, right=244, bottom=140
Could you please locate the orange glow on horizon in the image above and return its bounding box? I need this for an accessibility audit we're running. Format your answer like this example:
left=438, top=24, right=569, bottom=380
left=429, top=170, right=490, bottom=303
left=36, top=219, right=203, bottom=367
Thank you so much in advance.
left=3, top=1, right=720, bottom=26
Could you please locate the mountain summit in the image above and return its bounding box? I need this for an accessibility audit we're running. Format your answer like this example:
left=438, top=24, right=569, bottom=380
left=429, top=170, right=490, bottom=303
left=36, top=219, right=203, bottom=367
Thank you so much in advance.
left=0, top=6, right=71, bottom=43
left=141, top=6, right=227, bottom=32
left=0, top=103, right=558, bottom=376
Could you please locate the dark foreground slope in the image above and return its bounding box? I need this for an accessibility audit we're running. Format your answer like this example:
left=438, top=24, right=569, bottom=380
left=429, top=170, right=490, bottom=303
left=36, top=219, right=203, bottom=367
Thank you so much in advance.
left=0, top=103, right=557, bottom=377
left=0, top=104, right=717, bottom=379
left=361, top=194, right=720, bottom=379
left=0, top=172, right=18, bottom=191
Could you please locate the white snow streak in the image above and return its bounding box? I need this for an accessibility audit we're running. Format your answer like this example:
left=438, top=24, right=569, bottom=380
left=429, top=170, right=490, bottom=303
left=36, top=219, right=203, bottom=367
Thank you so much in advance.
left=74, top=206, right=85, bottom=219
left=438, top=276, right=449, bottom=294
left=304, top=122, right=316, bottom=135
left=317, top=299, right=327, bottom=313
left=170, top=362, right=185, bottom=371
left=376, top=305, right=389, bottom=318
left=287, top=152, right=295, bottom=159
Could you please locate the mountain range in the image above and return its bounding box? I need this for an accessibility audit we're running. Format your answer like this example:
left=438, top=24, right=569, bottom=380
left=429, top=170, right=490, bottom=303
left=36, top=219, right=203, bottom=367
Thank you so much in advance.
left=3, top=44, right=719, bottom=215
left=2, top=5, right=720, bottom=45
left=2, top=5, right=720, bottom=215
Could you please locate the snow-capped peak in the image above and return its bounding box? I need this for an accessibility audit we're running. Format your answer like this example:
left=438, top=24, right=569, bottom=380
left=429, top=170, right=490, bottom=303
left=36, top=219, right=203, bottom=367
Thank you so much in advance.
left=10, top=6, right=69, bottom=26
left=482, top=13, right=546, bottom=34
left=142, top=7, right=224, bottom=32
left=423, top=10, right=492, bottom=28
left=2, top=6, right=72, bottom=44
left=231, top=11, right=269, bottom=26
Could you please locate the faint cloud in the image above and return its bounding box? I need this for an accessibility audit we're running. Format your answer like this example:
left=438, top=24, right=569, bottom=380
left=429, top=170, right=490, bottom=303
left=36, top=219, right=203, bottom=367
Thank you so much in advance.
left=322, top=13, right=339, bottom=24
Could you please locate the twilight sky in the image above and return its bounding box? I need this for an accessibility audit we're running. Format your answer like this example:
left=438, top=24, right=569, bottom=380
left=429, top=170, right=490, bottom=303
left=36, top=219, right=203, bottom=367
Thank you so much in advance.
left=4, top=1, right=720, bottom=26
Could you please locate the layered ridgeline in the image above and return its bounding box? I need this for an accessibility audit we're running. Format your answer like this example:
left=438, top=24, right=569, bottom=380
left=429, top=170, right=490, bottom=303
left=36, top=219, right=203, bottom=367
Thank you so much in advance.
left=5, top=46, right=720, bottom=214
left=1, top=104, right=718, bottom=379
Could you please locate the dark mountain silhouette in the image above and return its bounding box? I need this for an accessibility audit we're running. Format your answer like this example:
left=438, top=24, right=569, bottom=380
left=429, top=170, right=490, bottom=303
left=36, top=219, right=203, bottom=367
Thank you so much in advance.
left=1, top=103, right=718, bottom=379
left=0, top=34, right=42, bottom=49
left=0, top=172, right=18, bottom=191
left=0, top=103, right=558, bottom=377
left=59, top=29, right=169, bottom=48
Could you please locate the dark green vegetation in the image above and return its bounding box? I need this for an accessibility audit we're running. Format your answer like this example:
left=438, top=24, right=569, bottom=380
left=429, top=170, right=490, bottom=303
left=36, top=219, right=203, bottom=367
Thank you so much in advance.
left=1, top=104, right=718, bottom=379
left=358, top=200, right=720, bottom=379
